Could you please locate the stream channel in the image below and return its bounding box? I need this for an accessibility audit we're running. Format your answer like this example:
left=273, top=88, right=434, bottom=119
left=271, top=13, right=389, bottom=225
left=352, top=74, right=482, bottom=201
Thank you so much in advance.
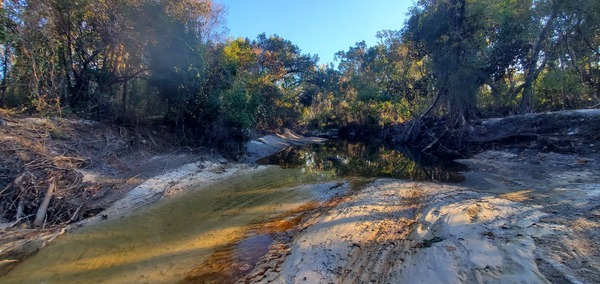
left=1, top=141, right=466, bottom=284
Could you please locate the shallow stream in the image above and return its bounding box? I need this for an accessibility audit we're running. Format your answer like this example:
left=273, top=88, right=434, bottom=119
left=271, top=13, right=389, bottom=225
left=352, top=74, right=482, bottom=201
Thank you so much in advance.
left=1, top=141, right=464, bottom=283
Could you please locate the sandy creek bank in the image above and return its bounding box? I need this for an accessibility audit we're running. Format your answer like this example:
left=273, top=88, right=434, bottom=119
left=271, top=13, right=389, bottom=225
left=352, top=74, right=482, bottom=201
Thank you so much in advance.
left=0, top=131, right=331, bottom=283
left=1, top=128, right=598, bottom=283
left=238, top=149, right=600, bottom=283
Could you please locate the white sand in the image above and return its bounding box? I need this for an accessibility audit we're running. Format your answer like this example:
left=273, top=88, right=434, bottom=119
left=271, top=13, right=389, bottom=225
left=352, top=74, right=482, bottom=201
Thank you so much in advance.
left=245, top=129, right=326, bottom=161
left=250, top=179, right=558, bottom=283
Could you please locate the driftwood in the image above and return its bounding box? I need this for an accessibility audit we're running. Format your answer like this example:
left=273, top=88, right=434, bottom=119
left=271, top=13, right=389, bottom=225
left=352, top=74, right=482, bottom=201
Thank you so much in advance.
left=33, top=178, right=56, bottom=228
left=382, top=109, right=600, bottom=155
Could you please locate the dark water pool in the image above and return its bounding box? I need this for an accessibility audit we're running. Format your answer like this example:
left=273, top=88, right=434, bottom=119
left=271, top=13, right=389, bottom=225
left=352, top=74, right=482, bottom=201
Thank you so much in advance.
left=257, top=140, right=467, bottom=183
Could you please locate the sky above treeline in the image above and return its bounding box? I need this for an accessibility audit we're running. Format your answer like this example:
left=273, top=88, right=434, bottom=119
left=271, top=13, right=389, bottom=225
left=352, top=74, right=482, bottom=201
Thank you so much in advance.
left=218, top=0, right=412, bottom=65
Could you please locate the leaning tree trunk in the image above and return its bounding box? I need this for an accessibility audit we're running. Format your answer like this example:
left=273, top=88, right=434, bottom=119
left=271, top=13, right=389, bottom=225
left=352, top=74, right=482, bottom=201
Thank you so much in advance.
left=519, top=7, right=558, bottom=113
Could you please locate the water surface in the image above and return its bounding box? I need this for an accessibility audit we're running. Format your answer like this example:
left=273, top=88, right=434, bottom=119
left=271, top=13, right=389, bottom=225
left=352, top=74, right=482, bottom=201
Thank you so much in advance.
left=1, top=167, right=335, bottom=284
left=258, top=140, right=466, bottom=182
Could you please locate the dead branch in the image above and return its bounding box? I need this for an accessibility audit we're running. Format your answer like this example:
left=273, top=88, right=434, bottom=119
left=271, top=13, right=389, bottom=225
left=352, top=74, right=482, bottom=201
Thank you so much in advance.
left=422, top=127, right=449, bottom=152
left=33, top=178, right=56, bottom=228
left=146, top=129, right=158, bottom=147
left=67, top=203, right=84, bottom=224
left=52, top=155, right=88, bottom=169
left=126, top=174, right=142, bottom=185
left=0, top=172, right=26, bottom=197
left=8, top=214, right=34, bottom=229
left=0, top=181, right=12, bottom=197
left=15, top=197, right=24, bottom=221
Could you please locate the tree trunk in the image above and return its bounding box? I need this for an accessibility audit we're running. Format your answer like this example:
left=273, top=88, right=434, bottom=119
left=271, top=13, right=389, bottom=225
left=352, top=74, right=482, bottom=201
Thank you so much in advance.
left=520, top=80, right=534, bottom=113
left=421, top=87, right=443, bottom=119
left=57, top=45, right=69, bottom=104
left=519, top=7, right=558, bottom=113
left=0, top=44, right=9, bottom=98
left=121, top=80, right=128, bottom=112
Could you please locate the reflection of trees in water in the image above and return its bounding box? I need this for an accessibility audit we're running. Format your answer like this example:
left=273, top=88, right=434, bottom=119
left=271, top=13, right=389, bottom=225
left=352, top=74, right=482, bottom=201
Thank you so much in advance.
left=258, top=141, right=465, bottom=183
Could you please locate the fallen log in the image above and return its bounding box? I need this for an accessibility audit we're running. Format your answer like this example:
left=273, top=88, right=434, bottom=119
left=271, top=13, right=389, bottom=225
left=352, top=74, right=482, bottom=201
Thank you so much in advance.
left=382, top=109, right=600, bottom=155
left=463, top=109, right=600, bottom=152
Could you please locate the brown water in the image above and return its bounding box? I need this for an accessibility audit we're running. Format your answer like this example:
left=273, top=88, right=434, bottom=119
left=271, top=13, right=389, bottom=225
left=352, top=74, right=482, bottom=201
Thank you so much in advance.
left=0, top=167, right=340, bottom=284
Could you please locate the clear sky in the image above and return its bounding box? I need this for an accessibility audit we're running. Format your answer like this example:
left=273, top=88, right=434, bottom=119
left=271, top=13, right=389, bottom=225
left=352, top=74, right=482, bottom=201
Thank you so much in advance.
left=218, top=0, right=413, bottom=65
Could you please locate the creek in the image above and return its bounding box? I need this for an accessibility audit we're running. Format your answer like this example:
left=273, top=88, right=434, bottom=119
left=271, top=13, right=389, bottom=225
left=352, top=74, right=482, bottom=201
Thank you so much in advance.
left=0, top=141, right=465, bottom=283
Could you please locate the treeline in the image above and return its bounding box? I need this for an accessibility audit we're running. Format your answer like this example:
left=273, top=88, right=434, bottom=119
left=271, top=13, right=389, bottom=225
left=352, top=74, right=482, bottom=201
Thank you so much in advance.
left=324, top=0, right=600, bottom=130
left=0, top=0, right=599, bottom=147
left=0, top=0, right=323, bottom=148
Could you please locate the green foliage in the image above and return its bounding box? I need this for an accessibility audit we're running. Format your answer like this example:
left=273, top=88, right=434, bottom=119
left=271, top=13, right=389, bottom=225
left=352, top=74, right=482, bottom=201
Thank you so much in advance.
left=0, top=0, right=598, bottom=148
left=401, top=0, right=600, bottom=118
left=535, top=67, right=587, bottom=111
left=222, top=38, right=256, bottom=74
left=305, top=31, right=430, bottom=130
left=220, top=79, right=256, bottom=128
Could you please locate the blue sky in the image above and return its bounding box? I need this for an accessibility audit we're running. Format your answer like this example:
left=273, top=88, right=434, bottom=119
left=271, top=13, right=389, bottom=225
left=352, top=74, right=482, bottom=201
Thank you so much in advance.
left=218, top=0, right=413, bottom=65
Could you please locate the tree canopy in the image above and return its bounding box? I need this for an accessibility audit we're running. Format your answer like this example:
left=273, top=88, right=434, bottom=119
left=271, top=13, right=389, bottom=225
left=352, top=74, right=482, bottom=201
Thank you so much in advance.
left=0, top=0, right=598, bottom=147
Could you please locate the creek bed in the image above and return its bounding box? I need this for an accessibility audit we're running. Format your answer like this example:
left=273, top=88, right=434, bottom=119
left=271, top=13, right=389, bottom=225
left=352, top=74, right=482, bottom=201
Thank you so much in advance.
left=0, top=141, right=464, bottom=283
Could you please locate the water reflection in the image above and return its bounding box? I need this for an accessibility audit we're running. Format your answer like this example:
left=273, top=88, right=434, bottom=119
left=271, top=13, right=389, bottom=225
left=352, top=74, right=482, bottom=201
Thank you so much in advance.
left=258, top=141, right=467, bottom=183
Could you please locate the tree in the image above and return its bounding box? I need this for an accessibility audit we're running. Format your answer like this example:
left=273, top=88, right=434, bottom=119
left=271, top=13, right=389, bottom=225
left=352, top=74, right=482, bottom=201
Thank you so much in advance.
left=250, top=33, right=318, bottom=130
left=0, top=2, right=17, bottom=103
left=315, top=31, right=432, bottom=129
left=403, top=0, right=579, bottom=117
left=552, top=0, right=600, bottom=107
left=404, top=0, right=482, bottom=122
left=220, top=38, right=257, bottom=128
left=515, top=0, right=559, bottom=113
